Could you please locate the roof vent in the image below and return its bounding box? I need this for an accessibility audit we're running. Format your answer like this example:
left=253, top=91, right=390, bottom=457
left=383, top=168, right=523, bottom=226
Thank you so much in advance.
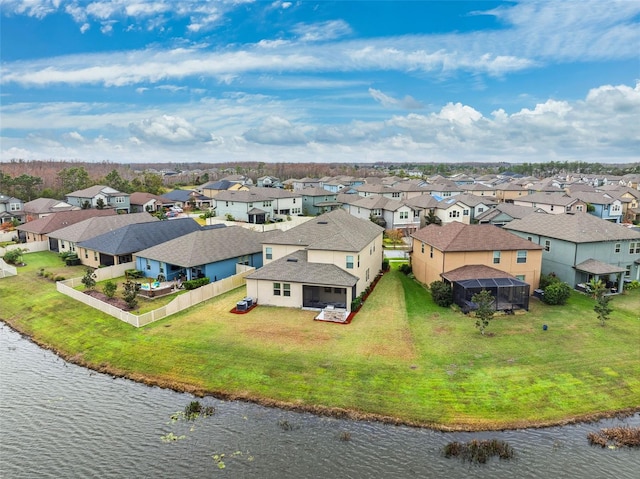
left=317, top=221, right=328, bottom=224
left=287, top=258, right=298, bottom=262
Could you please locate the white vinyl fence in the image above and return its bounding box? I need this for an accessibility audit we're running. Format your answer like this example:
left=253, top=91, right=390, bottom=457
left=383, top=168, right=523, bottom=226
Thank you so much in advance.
left=57, top=264, right=255, bottom=327
left=0, top=258, right=17, bottom=278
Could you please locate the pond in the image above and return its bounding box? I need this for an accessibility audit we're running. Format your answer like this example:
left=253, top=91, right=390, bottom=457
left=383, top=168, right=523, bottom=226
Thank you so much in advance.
left=0, top=324, right=638, bottom=478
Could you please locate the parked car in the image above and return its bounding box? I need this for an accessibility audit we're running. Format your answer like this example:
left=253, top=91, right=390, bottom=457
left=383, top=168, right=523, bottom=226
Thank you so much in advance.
left=170, top=206, right=183, bottom=213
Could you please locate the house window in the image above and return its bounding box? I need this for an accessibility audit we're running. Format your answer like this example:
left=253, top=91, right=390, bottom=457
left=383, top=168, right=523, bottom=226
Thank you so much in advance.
left=392, top=192, right=400, bottom=198
left=399, top=211, right=408, bottom=219
left=442, top=191, right=451, bottom=197
left=366, top=268, right=370, bottom=281
left=160, top=267, right=164, bottom=273
left=357, top=255, right=360, bottom=267
left=334, top=287, right=345, bottom=294
left=238, top=255, right=249, bottom=265
left=61, top=241, right=66, bottom=250
left=576, top=205, right=584, bottom=212
left=266, top=247, right=272, bottom=260
left=94, top=252, right=98, bottom=261
left=544, top=240, right=550, bottom=252
left=630, top=242, right=640, bottom=254
left=373, top=209, right=382, bottom=216
left=625, top=265, right=631, bottom=277
left=115, top=196, right=125, bottom=204
left=515, top=275, right=525, bottom=281
left=225, top=201, right=229, bottom=207
left=527, top=236, right=532, bottom=242
left=324, top=287, right=332, bottom=293
left=550, top=205, right=554, bottom=211
left=84, top=251, right=88, bottom=259
left=615, top=243, right=621, bottom=253
left=430, top=246, right=434, bottom=258
left=10, top=203, right=21, bottom=211
left=421, top=243, right=424, bottom=254
left=283, top=283, right=291, bottom=296
left=463, top=209, right=469, bottom=216
left=273, top=283, right=281, bottom=296
left=449, top=211, right=460, bottom=218
left=493, top=251, right=501, bottom=264
left=517, top=250, right=527, bottom=264
left=346, top=255, right=354, bottom=269
left=478, top=207, right=484, bottom=213
left=249, top=203, right=253, bottom=208
left=146, top=259, right=150, bottom=270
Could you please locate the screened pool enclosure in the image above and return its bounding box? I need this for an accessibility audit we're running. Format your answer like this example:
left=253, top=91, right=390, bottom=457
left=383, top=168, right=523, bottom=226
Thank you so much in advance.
left=451, top=277, right=530, bottom=312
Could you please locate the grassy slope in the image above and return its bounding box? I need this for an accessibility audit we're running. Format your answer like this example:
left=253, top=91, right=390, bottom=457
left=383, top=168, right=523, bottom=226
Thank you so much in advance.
left=2, top=252, right=639, bottom=430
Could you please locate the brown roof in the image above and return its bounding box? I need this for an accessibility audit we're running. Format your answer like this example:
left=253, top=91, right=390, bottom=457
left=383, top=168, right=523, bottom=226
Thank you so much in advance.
left=574, top=259, right=627, bottom=275
left=411, top=221, right=542, bottom=252
left=16, top=209, right=117, bottom=234
left=442, top=264, right=517, bottom=282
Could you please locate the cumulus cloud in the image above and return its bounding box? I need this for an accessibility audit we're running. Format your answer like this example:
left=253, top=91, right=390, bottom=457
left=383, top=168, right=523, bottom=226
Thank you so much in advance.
left=243, top=116, right=311, bottom=145
left=128, top=115, right=212, bottom=144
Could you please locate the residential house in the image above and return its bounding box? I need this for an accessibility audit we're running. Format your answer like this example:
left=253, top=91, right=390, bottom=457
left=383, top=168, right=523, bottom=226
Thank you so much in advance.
left=568, top=191, right=623, bottom=223
left=476, top=203, right=546, bottom=227
left=301, top=187, right=342, bottom=216
left=434, top=194, right=497, bottom=224
left=461, top=183, right=497, bottom=198
left=619, top=174, right=640, bottom=190
left=513, top=192, right=585, bottom=214
left=135, top=225, right=264, bottom=282
left=220, top=174, right=253, bottom=186
left=354, top=184, right=403, bottom=200
left=410, top=222, right=543, bottom=310
left=340, top=194, right=419, bottom=233
left=403, top=194, right=441, bottom=228
left=292, top=178, right=322, bottom=190
left=504, top=212, right=640, bottom=292
left=0, top=194, right=25, bottom=224
left=596, top=185, right=640, bottom=224
left=16, top=209, right=117, bottom=249
left=48, top=212, right=157, bottom=255
left=65, top=185, right=130, bottom=213
left=256, top=176, right=283, bottom=188
left=200, top=180, right=250, bottom=198
left=245, top=209, right=384, bottom=312
left=129, top=192, right=170, bottom=213
left=76, top=217, right=204, bottom=268
left=23, top=198, right=76, bottom=219
left=162, top=189, right=212, bottom=210
left=214, top=187, right=303, bottom=223
left=495, top=182, right=529, bottom=203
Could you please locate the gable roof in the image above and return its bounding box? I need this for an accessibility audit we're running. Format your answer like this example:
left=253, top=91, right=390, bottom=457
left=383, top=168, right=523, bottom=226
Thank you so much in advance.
left=411, top=222, right=542, bottom=252
left=77, top=218, right=204, bottom=255
left=475, top=203, right=544, bottom=222
left=23, top=198, right=75, bottom=215
left=162, top=189, right=211, bottom=202
left=504, top=212, right=640, bottom=243
left=350, top=195, right=406, bottom=212
left=16, top=208, right=118, bottom=234
left=129, top=192, right=169, bottom=206
left=136, top=225, right=264, bottom=267
left=515, top=192, right=578, bottom=206
left=66, top=185, right=126, bottom=198
left=48, top=212, right=158, bottom=242
left=574, top=259, right=627, bottom=275
left=442, top=264, right=518, bottom=282
left=245, top=250, right=359, bottom=287
left=264, top=209, right=383, bottom=252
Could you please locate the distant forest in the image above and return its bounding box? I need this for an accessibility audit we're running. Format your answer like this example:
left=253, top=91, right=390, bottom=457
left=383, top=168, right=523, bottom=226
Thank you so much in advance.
left=1, top=159, right=638, bottom=202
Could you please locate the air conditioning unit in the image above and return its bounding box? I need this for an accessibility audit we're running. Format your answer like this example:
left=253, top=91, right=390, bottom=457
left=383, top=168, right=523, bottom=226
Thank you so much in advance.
left=236, top=300, right=248, bottom=311
left=243, top=297, right=253, bottom=308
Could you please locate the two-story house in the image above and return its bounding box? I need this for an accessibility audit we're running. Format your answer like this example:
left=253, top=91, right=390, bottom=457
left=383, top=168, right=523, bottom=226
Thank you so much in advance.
left=504, top=212, right=640, bottom=292
left=340, top=194, right=419, bottom=233
left=0, top=194, right=26, bottom=225
left=568, top=191, right=623, bottom=223
left=301, top=187, right=342, bottom=216
left=214, top=188, right=303, bottom=223
left=65, top=185, right=130, bottom=213
left=513, top=192, right=585, bottom=214
left=410, top=222, right=543, bottom=311
left=23, top=198, right=76, bottom=219
left=245, top=209, right=384, bottom=315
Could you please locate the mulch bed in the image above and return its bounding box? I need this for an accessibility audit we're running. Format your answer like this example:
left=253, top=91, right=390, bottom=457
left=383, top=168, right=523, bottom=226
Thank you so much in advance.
left=230, top=303, right=258, bottom=314
left=84, top=290, right=132, bottom=311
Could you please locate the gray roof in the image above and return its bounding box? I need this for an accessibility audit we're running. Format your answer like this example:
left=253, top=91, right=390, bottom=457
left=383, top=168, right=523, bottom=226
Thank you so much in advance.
left=350, top=195, right=405, bottom=211
left=574, top=259, right=627, bottom=275
left=475, top=203, right=544, bottom=222
left=17, top=208, right=117, bottom=234
left=67, top=185, right=126, bottom=198
left=246, top=250, right=359, bottom=287
left=515, top=192, right=578, bottom=206
left=136, top=225, right=264, bottom=267
left=77, top=218, right=203, bottom=255
left=23, top=198, right=75, bottom=215
left=504, top=212, right=640, bottom=243
left=48, top=212, right=158, bottom=242
left=264, top=209, right=384, bottom=252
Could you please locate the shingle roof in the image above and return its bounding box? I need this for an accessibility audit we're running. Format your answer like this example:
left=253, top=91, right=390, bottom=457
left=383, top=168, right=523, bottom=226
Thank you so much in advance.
left=136, top=225, right=264, bottom=267
left=515, top=192, right=577, bottom=206
left=16, top=209, right=118, bottom=234
left=23, top=198, right=75, bottom=215
left=574, top=259, right=627, bottom=274
left=475, top=203, right=543, bottom=222
left=77, top=218, right=203, bottom=255
left=129, top=192, right=169, bottom=206
left=411, top=222, right=542, bottom=252
left=264, top=209, right=383, bottom=252
left=350, top=195, right=405, bottom=211
left=67, top=185, right=125, bottom=197
left=162, top=189, right=210, bottom=202
left=503, top=212, right=640, bottom=243
left=442, top=264, right=517, bottom=282
left=48, top=212, right=158, bottom=242
left=245, top=250, right=359, bottom=286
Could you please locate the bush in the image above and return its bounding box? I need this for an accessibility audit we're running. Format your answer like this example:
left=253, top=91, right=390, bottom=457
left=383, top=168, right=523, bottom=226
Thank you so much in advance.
left=103, top=281, right=117, bottom=298
left=430, top=281, right=453, bottom=307
left=399, top=263, right=412, bottom=275
left=183, top=277, right=210, bottom=290
left=125, top=269, right=144, bottom=279
left=538, top=273, right=559, bottom=290
left=543, top=281, right=571, bottom=305
left=81, top=268, right=97, bottom=290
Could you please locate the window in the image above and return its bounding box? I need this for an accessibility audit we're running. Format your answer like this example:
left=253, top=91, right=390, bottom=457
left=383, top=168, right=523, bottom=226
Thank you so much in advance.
left=266, top=247, right=272, bottom=260
left=263, top=201, right=272, bottom=207
left=357, top=255, right=360, bottom=267
left=527, top=236, right=532, bottom=242
left=392, top=192, right=400, bottom=198
left=430, top=246, right=434, bottom=258
left=373, top=209, right=382, bottom=216
left=550, top=205, right=554, bottom=211
left=630, top=242, right=640, bottom=254
left=625, top=265, right=631, bottom=277
left=248, top=203, right=253, bottom=208
left=421, top=243, right=424, bottom=254
left=238, top=255, right=249, bottom=265
left=94, top=252, right=98, bottom=261
left=615, top=243, right=621, bottom=253
left=463, top=209, right=470, bottom=216
left=84, top=251, right=88, bottom=259
left=449, top=210, right=460, bottom=218
left=442, top=191, right=451, bottom=197
left=346, top=255, right=354, bottom=269
left=478, top=207, right=484, bottom=213
left=146, top=259, right=150, bottom=270
left=334, top=287, right=345, bottom=294
left=273, top=283, right=281, bottom=296
left=115, top=196, right=125, bottom=204
left=493, top=251, right=501, bottom=264
left=399, top=211, right=408, bottom=219
left=515, top=275, right=525, bottom=281
left=544, top=240, right=550, bottom=252
left=10, top=203, right=21, bottom=211
left=324, top=287, right=332, bottom=293
left=366, top=268, right=370, bottom=281
left=517, top=250, right=527, bottom=264
left=160, top=267, right=164, bottom=273
left=576, top=205, right=584, bottom=212
left=283, top=283, right=291, bottom=296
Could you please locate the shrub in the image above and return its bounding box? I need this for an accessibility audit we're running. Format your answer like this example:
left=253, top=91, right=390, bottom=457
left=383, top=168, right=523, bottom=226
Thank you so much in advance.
left=183, top=277, right=210, bottom=290
left=122, top=280, right=140, bottom=309
left=399, top=263, right=412, bottom=275
left=382, top=258, right=390, bottom=271
left=103, top=281, right=117, bottom=298
left=542, top=281, right=571, bottom=305
left=430, top=281, right=453, bottom=307
left=538, top=273, right=559, bottom=290
left=81, top=268, right=97, bottom=290
left=3, top=247, right=28, bottom=265
left=625, top=280, right=640, bottom=291
left=125, top=269, right=144, bottom=279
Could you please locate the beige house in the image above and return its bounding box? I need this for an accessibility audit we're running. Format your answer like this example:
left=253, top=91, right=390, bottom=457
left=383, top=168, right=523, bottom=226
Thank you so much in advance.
left=245, top=209, right=384, bottom=312
left=410, top=221, right=543, bottom=290
left=495, top=182, right=529, bottom=203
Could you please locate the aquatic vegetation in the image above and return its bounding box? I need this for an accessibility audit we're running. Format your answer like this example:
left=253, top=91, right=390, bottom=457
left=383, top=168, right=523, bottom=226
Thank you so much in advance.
left=160, top=432, right=186, bottom=443
left=443, top=439, right=515, bottom=463
left=587, top=426, right=640, bottom=448
left=339, top=431, right=352, bottom=442
left=212, top=451, right=253, bottom=471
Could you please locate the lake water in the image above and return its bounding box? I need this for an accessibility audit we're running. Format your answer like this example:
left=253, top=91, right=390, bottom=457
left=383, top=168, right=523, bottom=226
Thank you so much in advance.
left=1, top=324, right=638, bottom=478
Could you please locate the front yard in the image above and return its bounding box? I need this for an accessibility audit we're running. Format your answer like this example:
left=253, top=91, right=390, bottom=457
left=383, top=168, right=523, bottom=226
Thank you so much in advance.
left=1, top=251, right=639, bottom=430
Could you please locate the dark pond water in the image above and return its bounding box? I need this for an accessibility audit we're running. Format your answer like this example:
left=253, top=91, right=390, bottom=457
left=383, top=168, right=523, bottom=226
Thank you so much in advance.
left=1, top=324, right=638, bottom=478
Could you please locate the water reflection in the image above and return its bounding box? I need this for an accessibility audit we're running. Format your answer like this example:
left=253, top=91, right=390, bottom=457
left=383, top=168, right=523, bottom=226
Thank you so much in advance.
left=1, top=324, right=638, bottom=478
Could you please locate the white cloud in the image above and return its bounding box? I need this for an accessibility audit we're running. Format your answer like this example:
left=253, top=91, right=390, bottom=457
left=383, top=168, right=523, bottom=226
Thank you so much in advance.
left=369, top=88, right=424, bottom=110
left=128, top=115, right=212, bottom=144
left=293, top=20, right=352, bottom=42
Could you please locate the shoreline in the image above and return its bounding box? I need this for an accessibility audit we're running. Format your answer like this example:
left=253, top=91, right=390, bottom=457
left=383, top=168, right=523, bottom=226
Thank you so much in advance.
left=4, top=319, right=639, bottom=433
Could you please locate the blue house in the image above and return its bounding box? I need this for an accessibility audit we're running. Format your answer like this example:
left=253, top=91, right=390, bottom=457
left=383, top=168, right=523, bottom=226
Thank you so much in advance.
left=135, top=226, right=265, bottom=282
left=569, top=192, right=623, bottom=223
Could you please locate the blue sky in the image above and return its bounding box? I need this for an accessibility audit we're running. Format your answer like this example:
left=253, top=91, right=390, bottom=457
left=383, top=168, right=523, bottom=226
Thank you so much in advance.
left=1, top=0, right=639, bottom=164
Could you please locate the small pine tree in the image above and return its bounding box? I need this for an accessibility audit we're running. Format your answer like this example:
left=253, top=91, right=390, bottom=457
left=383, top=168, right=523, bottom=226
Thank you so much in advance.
left=103, top=281, right=117, bottom=299
left=590, top=280, right=613, bottom=326
left=430, top=280, right=453, bottom=307
left=81, top=269, right=96, bottom=290
left=122, top=280, right=139, bottom=309
left=472, top=289, right=495, bottom=335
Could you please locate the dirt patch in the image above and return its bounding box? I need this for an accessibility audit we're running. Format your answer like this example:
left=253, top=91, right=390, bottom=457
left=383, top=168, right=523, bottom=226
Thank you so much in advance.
left=84, top=290, right=132, bottom=311
left=242, top=326, right=333, bottom=346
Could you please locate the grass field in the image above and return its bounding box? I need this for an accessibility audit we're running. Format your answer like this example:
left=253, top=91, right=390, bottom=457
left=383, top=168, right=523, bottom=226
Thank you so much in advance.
left=2, top=251, right=639, bottom=430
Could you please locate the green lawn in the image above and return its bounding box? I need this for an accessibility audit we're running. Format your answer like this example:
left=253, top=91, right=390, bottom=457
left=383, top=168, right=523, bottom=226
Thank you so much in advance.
left=2, top=251, right=639, bottom=430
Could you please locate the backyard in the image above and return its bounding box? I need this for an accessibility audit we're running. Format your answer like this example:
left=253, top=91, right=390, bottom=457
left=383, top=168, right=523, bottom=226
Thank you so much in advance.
left=1, top=251, right=639, bottom=430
